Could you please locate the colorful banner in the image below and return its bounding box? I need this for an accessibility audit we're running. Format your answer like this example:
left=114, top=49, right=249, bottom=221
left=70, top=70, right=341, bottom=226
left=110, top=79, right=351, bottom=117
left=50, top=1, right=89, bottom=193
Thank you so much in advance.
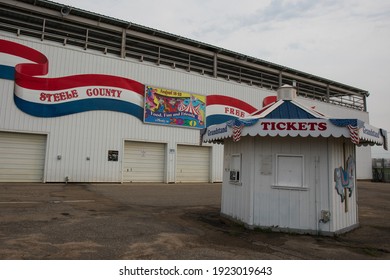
left=144, top=86, right=206, bottom=129
left=1, top=39, right=260, bottom=127
left=0, top=39, right=145, bottom=119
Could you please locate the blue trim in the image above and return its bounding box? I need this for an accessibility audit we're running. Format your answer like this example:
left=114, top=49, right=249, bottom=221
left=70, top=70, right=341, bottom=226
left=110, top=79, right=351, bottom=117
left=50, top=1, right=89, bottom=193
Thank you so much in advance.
left=0, top=65, right=15, bottom=80
left=227, top=118, right=259, bottom=127
left=206, top=114, right=238, bottom=126
left=14, top=95, right=144, bottom=120
left=329, top=119, right=363, bottom=127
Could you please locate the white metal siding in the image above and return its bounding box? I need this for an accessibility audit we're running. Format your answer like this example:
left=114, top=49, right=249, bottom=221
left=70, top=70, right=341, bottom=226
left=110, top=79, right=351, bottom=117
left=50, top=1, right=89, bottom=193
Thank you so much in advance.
left=251, top=136, right=329, bottom=231
left=123, top=141, right=165, bottom=182
left=211, top=144, right=223, bottom=182
left=222, top=136, right=331, bottom=232
left=0, top=131, right=46, bottom=182
left=0, top=35, right=372, bottom=182
left=222, top=135, right=359, bottom=234
left=176, top=145, right=210, bottom=182
left=328, top=138, right=358, bottom=233
left=221, top=137, right=253, bottom=224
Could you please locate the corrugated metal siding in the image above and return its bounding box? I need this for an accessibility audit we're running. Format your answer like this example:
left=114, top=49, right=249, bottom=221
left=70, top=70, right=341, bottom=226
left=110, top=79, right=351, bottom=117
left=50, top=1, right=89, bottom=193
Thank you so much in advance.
left=211, top=144, right=223, bottom=182
left=222, top=136, right=335, bottom=232
left=328, top=138, right=358, bottom=232
left=176, top=145, right=210, bottom=182
left=221, top=137, right=254, bottom=224
left=253, top=136, right=328, bottom=231
left=0, top=35, right=372, bottom=182
left=0, top=131, right=46, bottom=182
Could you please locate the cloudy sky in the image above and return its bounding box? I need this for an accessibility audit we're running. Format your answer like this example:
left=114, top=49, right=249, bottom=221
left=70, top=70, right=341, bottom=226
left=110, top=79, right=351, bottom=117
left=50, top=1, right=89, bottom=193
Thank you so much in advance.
left=58, top=0, right=390, bottom=156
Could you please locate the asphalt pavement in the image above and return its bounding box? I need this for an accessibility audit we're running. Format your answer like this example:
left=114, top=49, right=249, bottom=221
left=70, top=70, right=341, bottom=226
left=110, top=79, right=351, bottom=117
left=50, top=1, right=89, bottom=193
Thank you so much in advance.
left=0, top=181, right=389, bottom=259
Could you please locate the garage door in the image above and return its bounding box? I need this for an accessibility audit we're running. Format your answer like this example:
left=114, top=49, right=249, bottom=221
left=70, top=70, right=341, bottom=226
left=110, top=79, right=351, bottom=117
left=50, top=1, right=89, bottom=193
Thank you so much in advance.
left=123, top=141, right=166, bottom=182
left=0, top=131, right=47, bottom=182
left=176, top=145, right=210, bottom=182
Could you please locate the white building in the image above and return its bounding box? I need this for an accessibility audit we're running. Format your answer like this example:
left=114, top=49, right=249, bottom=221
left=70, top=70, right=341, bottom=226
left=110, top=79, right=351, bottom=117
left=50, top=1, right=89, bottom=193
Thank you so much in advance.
left=0, top=0, right=373, bottom=183
left=203, top=86, right=387, bottom=235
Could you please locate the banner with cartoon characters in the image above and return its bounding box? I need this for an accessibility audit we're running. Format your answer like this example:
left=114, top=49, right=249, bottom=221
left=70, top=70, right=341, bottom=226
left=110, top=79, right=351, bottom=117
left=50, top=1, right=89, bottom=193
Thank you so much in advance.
left=144, top=86, right=206, bottom=129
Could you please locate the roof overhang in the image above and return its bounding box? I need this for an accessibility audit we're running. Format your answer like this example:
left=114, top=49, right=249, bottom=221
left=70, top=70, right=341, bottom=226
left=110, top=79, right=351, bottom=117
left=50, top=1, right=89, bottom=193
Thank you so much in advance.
left=203, top=85, right=387, bottom=150
left=203, top=117, right=388, bottom=150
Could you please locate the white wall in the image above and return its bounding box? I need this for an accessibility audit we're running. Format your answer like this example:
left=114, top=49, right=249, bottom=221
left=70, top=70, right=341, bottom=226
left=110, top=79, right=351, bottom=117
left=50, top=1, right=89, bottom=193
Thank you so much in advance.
left=222, top=136, right=358, bottom=234
left=327, top=138, right=358, bottom=233
left=0, top=35, right=270, bottom=182
left=0, top=34, right=374, bottom=182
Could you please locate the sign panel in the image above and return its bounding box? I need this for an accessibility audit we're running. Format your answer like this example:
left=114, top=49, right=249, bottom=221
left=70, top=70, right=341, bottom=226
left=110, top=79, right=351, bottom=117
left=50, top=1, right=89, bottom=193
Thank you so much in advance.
left=144, top=86, right=206, bottom=129
left=360, top=123, right=382, bottom=143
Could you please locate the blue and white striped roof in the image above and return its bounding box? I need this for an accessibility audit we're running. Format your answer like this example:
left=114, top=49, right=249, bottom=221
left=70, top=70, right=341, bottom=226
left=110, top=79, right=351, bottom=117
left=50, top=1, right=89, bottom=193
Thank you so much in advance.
left=250, top=99, right=326, bottom=119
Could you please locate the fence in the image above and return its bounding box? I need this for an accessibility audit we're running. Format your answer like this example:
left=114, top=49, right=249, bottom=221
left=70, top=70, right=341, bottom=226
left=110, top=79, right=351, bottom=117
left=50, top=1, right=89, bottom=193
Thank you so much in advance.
left=372, top=158, right=390, bottom=182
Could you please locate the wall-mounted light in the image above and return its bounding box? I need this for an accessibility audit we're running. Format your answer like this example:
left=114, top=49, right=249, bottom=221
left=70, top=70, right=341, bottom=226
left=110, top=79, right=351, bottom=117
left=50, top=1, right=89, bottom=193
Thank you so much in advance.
left=61, top=6, right=71, bottom=16
left=57, top=155, right=62, bottom=160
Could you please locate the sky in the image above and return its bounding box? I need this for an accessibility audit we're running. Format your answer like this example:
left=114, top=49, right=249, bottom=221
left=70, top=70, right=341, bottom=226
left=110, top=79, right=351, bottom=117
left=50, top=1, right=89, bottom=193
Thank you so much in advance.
left=58, top=0, right=390, bottom=157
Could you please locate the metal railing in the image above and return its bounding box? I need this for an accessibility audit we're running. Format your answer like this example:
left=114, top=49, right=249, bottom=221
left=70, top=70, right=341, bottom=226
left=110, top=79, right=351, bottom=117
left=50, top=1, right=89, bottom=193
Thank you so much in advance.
left=0, top=2, right=367, bottom=111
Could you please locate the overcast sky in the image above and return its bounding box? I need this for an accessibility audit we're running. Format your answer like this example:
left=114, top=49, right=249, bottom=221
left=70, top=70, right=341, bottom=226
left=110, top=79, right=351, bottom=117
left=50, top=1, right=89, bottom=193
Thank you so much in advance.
left=58, top=0, right=390, bottom=156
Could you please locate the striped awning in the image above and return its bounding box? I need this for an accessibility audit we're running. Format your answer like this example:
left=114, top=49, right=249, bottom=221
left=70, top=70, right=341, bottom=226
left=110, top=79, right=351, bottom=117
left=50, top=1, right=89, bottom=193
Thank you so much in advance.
left=202, top=99, right=388, bottom=150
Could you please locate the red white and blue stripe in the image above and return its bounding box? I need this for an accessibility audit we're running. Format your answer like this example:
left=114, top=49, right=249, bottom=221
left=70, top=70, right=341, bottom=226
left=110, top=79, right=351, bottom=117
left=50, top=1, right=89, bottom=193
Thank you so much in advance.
left=0, top=39, right=145, bottom=119
left=206, top=95, right=258, bottom=126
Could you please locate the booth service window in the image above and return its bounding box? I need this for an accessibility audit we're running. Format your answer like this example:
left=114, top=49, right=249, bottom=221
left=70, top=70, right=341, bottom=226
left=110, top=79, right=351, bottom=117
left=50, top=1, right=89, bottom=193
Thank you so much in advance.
left=275, top=154, right=304, bottom=188
left=229, top=154, right=241, bottom=183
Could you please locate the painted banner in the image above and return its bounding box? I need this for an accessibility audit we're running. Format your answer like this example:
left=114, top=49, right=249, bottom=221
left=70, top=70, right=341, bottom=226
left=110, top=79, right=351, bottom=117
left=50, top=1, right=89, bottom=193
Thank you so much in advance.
left=206, top=94, right=258, bottom=126
left=0, top=39, right=145, bottom=119
left=144, top=86, right=206, bottom=129
left=1, top=39, right=261, bottom=127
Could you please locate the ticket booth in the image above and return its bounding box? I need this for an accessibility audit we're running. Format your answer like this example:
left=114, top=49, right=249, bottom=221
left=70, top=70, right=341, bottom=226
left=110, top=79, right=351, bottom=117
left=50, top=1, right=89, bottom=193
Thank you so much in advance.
left=203, top=85, right=388, bottom=235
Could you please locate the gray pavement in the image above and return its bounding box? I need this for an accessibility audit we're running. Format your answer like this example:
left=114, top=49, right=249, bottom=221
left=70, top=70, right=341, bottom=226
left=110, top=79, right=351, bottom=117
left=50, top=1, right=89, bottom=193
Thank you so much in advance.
left=0, top=181, right=389, bottom=259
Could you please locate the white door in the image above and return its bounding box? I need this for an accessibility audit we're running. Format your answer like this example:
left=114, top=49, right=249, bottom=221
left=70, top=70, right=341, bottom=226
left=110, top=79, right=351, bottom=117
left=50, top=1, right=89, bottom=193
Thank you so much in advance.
left=123, top=141, right=165, bottom=182
left=176, top=145, right=210, bottom=182
left=0, top=131, right=47, bottom=182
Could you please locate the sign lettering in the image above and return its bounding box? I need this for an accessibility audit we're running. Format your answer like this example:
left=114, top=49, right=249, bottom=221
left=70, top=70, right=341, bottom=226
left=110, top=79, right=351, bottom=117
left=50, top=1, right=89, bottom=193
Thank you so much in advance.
left=224, top=106, right=245, bottom=118
left=260, top=121, right=327, bottom=131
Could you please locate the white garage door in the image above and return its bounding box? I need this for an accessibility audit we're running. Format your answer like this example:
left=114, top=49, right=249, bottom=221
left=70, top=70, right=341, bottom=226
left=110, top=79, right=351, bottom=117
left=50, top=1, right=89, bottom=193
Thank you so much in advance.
left=0, top=131, right=47, bottom=182
left=123, top=141, right=166, bottom=182
left=176, top=145, right=210, bottom=182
